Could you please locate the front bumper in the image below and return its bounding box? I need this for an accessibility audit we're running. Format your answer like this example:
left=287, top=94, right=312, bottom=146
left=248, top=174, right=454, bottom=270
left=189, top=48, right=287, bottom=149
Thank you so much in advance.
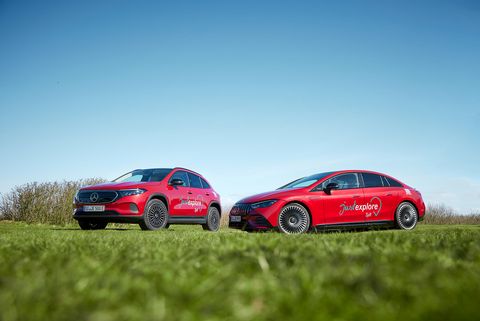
left=74, top=191, right=148, bottom=218
left=228, top=201, right=284, bottom=231
left=228, top=213, right=273, bottom=231
left=73, top=210, right=143, bottom=223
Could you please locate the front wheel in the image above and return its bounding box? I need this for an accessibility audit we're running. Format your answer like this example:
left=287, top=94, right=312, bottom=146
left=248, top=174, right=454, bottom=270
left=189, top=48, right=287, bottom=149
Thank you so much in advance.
left=202, top=207, right=220, bottom=232
left=395, top=202, right=418, bottom=230
left=78, top=220, right=108, bottom=230
left=140, top=200, right=169, bottom=231
left=278, top=203, right=310, bottom=234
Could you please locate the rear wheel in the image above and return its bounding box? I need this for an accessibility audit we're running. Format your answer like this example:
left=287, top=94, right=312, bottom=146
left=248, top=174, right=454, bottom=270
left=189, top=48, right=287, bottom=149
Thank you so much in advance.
left=278, top=203, right=310, bottom=234
left=395, top=202, right=418, bottom=230
left=202, top=207, right=220, bottom=232
left=78, top=220, right=108, bottom=230
left=140, top=199, right=169, bottom=231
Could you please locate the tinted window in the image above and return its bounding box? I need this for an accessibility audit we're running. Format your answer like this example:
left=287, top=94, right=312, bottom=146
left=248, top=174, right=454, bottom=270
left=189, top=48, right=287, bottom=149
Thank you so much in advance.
left=322, top=173, right=360, bottom=190
left=279, top=172, right=335, bottom=189
left=200, top=178, right=210, bottom=189
left=169, top=171, right=189, bottom=187
left=384, top=176, right=403, bottom=187
left=188, top=173, right=202, bottom=188
left=362, top=173, right=384, bottom=188
left=113, top=168, right=172, bottom=183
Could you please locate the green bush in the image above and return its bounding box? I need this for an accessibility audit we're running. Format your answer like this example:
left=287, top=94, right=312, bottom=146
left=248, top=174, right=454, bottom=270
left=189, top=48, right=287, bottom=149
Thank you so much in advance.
left=423, top=203, right=480, bottom=224
left=0, top=179, right=105, bottom=225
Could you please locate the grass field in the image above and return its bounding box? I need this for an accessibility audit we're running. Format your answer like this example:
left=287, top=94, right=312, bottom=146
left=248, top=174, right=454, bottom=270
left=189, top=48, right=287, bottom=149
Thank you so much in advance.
left=0, top=223, right=479, bottom=321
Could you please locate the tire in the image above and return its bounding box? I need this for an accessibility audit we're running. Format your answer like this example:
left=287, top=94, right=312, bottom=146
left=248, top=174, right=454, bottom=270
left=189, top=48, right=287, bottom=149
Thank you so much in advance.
left=278, top=203, right=310, bottom=234
left=395, top=202, right=418, bottom=230
left=202, top=207, right=220, bottom=232
left=78, top=220, right=108, bottom=230
left=139, top=199, right=169, bottom=231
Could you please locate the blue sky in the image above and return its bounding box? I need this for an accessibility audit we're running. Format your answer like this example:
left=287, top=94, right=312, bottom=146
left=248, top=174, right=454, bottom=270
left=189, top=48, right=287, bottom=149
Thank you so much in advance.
left=1, top=0, right=479, bottom=212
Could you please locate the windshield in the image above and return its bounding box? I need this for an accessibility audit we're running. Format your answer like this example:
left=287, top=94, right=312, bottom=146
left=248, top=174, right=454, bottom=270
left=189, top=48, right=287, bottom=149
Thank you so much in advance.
left=113, top=168, right=172, bottom=183
left=278, top=172, right=335, bottom=189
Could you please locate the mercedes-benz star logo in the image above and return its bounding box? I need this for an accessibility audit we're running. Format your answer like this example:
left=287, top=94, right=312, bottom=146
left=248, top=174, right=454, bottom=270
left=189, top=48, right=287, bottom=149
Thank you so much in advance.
left=90, top=192, right=99, bottom=203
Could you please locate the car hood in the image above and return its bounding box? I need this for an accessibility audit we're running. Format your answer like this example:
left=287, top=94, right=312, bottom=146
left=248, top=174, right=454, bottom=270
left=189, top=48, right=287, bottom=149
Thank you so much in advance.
left=238, top=188, right=302, bottom=204
left=80, top=181, right=152, bottom=191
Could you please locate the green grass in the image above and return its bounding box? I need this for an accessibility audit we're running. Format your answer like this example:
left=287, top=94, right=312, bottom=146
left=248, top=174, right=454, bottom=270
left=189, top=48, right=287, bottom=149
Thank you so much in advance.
left=0, top=223, right=479, bottom=321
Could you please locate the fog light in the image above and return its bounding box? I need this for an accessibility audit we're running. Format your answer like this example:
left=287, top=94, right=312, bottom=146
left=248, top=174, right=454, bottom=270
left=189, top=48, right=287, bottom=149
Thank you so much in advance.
left=130, top=203, right=139, bottom=213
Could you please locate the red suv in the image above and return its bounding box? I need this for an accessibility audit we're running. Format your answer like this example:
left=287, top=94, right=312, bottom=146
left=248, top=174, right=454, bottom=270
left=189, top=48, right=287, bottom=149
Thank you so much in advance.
left=73, top=168, right=221, bottom=231
left=229, top=170, right=425, bottom=234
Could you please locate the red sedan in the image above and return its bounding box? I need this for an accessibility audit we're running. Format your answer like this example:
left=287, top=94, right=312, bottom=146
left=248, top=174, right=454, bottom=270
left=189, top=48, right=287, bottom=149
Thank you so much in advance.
left=229, top=170, right=425, bottom=234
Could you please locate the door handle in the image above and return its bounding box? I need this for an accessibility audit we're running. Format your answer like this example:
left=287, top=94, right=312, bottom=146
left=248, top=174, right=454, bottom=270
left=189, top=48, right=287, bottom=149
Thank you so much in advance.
left=386, top=193, right=393, bottom=196
left=205, top=193, right=210, bottom=196
left=353, top=195, right=361, bottom=198
left=188, top=191, right=193, bottom=195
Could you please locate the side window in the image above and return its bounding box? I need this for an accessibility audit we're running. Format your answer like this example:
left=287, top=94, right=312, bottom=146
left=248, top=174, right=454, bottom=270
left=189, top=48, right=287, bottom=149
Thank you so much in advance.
left=169, top=171, right=189, bottom=187
left=322, top=173, right=360, bottom=190
left=188, top=173, right=202, bottom=188
left=362, top=173, right=384, bottom=188
left=384, top=176, right=403, bottom=187
left=200, top=178, right=210, bottom=189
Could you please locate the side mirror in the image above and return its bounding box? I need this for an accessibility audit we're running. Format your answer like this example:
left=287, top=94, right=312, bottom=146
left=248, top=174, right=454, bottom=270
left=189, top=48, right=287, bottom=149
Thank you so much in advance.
left=169, top=179, right=184, bottom=186
left=323, top=182, right=339, bottom=194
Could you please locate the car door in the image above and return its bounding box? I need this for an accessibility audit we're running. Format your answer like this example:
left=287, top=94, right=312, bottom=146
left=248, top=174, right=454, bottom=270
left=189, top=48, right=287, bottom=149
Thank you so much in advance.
left=187, top=172, right=209, bottom=216
left=320, top=173, right=365, bottom=224
left=167, top=170, right=192, bottom=216
left=200, top=177, right=215, bottom=208
left=360, top=173, right=397, bottom=222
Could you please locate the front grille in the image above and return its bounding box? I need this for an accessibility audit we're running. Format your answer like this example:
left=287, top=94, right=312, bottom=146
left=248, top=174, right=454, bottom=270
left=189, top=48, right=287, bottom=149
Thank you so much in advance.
left=228, top=214, right=272, bottom=230
left=78, top=190, right=118, bottom=204
left=230, top=203, right=252, bottom=216
left=254, top=215, right=271, bottom=228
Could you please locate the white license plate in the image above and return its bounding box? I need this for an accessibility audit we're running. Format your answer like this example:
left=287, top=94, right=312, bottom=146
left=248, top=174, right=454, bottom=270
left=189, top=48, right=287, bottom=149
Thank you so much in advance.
left=230, top=215, right=241, bottom=223
left=83, top=205, right=105, bottom=212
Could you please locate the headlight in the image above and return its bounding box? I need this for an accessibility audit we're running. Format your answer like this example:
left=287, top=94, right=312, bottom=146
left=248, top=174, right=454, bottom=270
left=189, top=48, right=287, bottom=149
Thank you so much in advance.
left=250, top=200, right=277, bottom=209
left=118, top=189, right=147, bottom=197
left=73, top=190, right=79, bottom=204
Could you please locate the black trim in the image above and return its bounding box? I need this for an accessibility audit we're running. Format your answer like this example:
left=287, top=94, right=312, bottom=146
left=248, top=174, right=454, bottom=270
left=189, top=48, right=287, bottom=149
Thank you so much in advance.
left=168, top=216, right=207, bottom=224
left=209, top=201, right=222, bottom=215
left=228, top=214, right=273, bottom=231
left=74, top=211, right=143, bottom=223
left=314, top=220, right=395, bottom=231
left=147, top=193, right=169, bottom=210
left=77, top=190, right=119, bottom=204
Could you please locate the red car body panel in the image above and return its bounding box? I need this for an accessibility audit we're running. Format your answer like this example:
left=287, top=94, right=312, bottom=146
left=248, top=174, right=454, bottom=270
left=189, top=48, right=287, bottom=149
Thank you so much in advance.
left=73, top=167, right=221, bottom=225
left=229, top=170, right=425, bottom=231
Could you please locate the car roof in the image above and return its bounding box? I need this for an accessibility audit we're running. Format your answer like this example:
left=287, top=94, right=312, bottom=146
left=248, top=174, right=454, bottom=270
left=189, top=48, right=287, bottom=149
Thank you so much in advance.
left=317, top=169, right=399, bottom=180
left=172, top=167, right=203, bottom=176
left=131, top=167, right=204, bottom=177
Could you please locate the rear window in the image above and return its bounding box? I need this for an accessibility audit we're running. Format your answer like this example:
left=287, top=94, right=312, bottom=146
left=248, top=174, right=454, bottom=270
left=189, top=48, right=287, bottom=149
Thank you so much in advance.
left=200, top=178, right=211, bottom=189
left=362, top=173, right=384, bottom=188
left=188, top=173, right=203, bottom=188
left=384, top=176, right=403, bottom=187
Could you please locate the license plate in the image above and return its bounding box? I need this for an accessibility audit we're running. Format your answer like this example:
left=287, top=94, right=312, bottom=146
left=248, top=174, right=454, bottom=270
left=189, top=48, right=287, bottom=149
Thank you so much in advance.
left=83, top=205, right=105, bottom=212
left=230, top=215, right=241, bottom=223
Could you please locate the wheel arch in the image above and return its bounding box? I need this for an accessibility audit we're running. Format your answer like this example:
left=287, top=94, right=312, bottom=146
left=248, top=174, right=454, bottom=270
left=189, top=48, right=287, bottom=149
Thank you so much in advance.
left=396, top=199, right=419, bottom=219
left=209, top=201, right=222, bottom=216
left=147, top=193, right=169, bottom=211
left=282, top=200, right=313, bottom=228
